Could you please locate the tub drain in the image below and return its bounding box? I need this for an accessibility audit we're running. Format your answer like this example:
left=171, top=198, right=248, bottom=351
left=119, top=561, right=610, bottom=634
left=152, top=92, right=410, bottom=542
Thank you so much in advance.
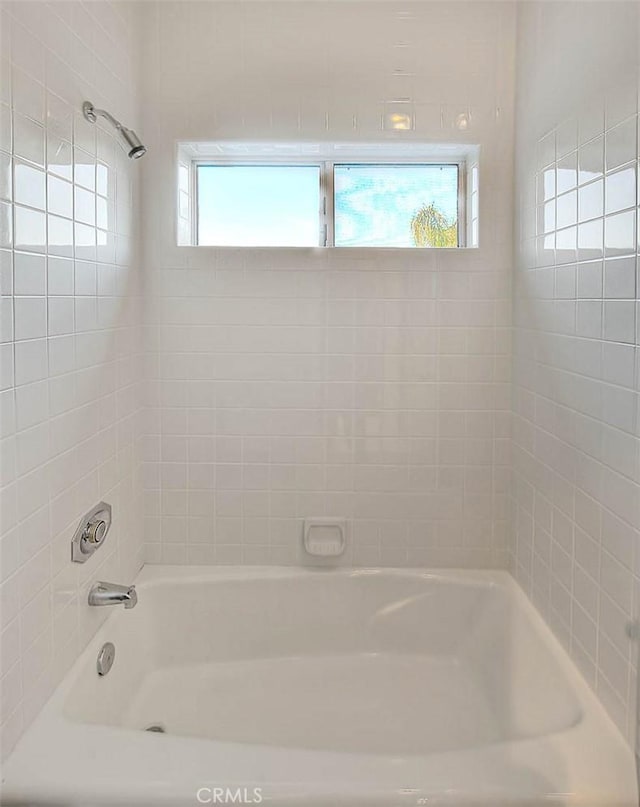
left=144, top=723, right=166, bottom=733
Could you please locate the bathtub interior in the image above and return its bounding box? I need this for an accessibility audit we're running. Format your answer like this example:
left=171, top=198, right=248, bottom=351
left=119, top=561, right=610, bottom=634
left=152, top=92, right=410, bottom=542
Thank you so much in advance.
left=62, top=572, right=582, bottom=755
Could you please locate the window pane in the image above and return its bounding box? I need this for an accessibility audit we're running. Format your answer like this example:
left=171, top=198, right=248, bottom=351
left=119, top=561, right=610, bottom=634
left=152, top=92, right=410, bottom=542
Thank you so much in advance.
left=197, top=165, right=320, bottom=246
left=334, top=164, right=459, bottom=248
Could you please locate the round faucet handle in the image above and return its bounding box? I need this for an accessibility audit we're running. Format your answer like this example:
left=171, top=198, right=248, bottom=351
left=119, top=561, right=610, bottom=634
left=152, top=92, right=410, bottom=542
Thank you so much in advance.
left=71, top=502, right=112, bottom=563
left=84, top=519, right=107, bottom=547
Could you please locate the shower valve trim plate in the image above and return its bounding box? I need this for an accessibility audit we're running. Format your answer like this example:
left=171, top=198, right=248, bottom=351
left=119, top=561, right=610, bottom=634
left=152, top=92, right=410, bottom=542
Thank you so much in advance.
left=71, top=502, right=112, bottom=563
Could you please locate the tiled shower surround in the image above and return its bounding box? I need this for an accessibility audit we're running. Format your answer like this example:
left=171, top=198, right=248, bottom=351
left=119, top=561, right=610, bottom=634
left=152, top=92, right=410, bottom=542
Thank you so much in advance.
left=141, top=1, right=516, bottom=567
left=0, top=0, right=639, bottom=768
left=0, top=2, right=144, bottom=758
left=144, top=248, right=512, bottom=567
left=512, top=2, right=640, bottom=742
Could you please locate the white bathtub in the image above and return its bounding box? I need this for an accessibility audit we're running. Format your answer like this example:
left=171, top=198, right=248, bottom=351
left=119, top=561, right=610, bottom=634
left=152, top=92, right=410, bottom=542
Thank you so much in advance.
left=1, top=567, right=637, bottom=806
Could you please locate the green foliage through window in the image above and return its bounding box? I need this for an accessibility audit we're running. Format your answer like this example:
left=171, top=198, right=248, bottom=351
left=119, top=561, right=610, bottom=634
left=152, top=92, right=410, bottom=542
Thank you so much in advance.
left=411, top=203, right=458, bottom=248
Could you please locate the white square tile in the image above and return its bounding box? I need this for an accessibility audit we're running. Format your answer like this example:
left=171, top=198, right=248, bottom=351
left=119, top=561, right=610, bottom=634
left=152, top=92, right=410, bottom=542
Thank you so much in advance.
left=48, top=297, right=73, bottom=336
left=0, top=151, right=12, bottom=202
left=12, top=114, right=44, bottom=168
left=604, top=256, right=636, bottom=299
left=13, top=161, right=45, bottom=210
left=604, top=210, right=636, bottom=256
left=12, top=69, right=44, bottom=125
left=606, top=117, right=637, bottom=171
left=13, top=296, right=46, bottom=340
left=556, top=191, right=577, bottom=229
left=47, top=175, right=73, bottom=220
left=14, top=380, right=48, bottom=431
left=14, top=337, right=47, bottom=386
left=46, top=257, right=73, bottom=295
left=14, top=206, right=45, bottom=253
left=605, top=165, right=636, bottom=215
left=13, top=252, right=45, bottom=295
left=578, top=179, right=603, bottom=222
left=578, top=137, right=604, bottom=185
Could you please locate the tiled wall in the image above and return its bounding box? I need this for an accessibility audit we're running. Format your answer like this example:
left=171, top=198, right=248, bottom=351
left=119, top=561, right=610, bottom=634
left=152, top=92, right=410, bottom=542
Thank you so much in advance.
left=2, top=0, right=637, bottom=770
left=0, top=1, right=144, bottom=759
left=140, top=1, right=515, bottom=567
left=512, top=1, right=640, bottom=742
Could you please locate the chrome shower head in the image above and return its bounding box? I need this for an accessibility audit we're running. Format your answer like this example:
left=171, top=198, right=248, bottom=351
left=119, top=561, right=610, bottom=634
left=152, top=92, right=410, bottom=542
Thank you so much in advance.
left=83, top=101, right=147, bottom=160
left=120, top=128, right=147, bottom=160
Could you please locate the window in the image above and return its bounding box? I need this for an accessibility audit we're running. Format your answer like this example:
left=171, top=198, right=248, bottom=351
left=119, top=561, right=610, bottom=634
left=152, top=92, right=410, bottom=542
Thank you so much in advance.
left=334, top=164, right=459, bottom=247
left=197, top=165, right=321, bottom=247
left=180, top=143, right=479, bottom=248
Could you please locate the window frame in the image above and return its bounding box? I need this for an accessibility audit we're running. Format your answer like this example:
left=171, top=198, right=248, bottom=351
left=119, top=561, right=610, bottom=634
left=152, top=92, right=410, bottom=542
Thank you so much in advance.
left=191, top=157, right=467, bottom=248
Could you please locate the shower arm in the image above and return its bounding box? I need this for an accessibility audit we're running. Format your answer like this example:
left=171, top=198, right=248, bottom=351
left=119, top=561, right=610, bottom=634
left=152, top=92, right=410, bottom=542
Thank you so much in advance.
left=83, top=102, right=125, bottom=132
